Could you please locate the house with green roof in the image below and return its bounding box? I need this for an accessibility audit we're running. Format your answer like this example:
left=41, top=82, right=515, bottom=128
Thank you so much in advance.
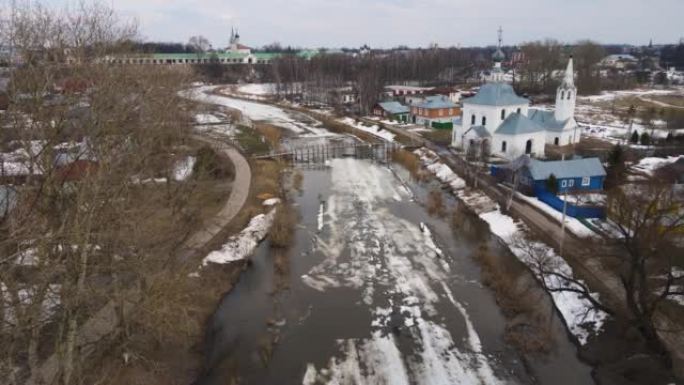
left=103, top=29, right=318, bottom=66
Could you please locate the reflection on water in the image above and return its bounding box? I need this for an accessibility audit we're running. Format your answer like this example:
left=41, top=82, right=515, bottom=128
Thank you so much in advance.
left=195, top=159, right=594, bottom=385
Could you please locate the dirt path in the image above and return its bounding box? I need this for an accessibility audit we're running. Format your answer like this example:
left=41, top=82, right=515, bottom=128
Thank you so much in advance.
left=638, top=95, right=684, bottom=109
left=179, top=136, right=251, bottom=259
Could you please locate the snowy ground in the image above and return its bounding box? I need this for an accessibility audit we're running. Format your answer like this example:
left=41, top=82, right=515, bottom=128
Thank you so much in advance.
left=514, top=193, right=598, bottom=238
left=338, top=117, right=396, bottom=142
left=414, top=148, right=607, bottom=345
left=237, top=83, right=276, bottom=96
left=301, top=158, right=507, bottom=384
left=632, top=155, right=683, bottom=176
left=173, top=156, right=196, bottom=181
left=194, top=113, right=240, bottom=138
left=201, top=208, right=276, bottom=266
left=183, top=86, right=336, bottom=138
left=568, top=88, right=684, bottom=143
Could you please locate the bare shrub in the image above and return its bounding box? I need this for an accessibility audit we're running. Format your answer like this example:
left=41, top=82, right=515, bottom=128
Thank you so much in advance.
left=254, top=123, right=282, bottom=150
left=426, top=189, right=444, bottom=217
left=392, top=149, right=424, bottom=181
left=473, top=244, right=554, bottom=354
left=193, top=145, right=235, bottom=180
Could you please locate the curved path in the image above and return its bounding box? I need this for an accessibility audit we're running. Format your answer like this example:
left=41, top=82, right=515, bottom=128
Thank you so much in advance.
left=180, top=135, right=251, bottom=259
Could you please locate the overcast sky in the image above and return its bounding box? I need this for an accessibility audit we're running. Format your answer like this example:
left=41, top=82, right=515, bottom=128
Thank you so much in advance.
left=67, top=0, right=684, bottom=48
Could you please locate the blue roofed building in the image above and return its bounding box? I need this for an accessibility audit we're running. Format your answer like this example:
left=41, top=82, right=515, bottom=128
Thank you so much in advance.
left=409, top=95, right=460, bottom=128
left=452, top=30, right=580, bottom=160
left=525, top=157, right=606, bottom=193
left=372, top=101, right=410, bottom=122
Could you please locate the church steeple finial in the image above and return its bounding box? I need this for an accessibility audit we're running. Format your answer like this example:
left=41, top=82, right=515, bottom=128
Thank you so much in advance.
left=498, top=26, right=503, bottom=49
left=492, top=26, right=506, bottom=63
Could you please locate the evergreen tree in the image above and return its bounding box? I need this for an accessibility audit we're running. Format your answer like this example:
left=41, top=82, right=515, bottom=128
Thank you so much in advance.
left=546, top=173, right=559, bottom=195
left=606, top=145, right=626, bottom=189
left=630, top=130, right=640, bottom=144
left=640, top=132, right=651, bottom=146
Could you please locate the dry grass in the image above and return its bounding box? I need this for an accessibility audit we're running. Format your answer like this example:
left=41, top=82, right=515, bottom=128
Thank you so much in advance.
left=269, top=200, right=297, bottom=248
left=392, top=149, right=427, bottom=181
left=254, top=123, right=282, bottom=150
left=421, top=129, right=453, bottom=145
left=473, top=243, right=555, bottom=354
left=292, top=170, right=304, bottom=192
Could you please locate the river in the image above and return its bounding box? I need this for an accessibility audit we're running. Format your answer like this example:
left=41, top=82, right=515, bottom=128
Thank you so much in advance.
left=190, top=89, right=594, bottom=385
left=194, top=159, right=593, bottom=385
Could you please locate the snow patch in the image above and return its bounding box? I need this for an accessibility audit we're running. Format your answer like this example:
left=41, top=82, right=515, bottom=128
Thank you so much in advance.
left=202, top=210, right=276, bottom=265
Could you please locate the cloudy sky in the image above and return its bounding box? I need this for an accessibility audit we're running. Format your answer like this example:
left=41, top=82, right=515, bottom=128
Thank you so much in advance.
left=62, top=0, right=684, bottom=48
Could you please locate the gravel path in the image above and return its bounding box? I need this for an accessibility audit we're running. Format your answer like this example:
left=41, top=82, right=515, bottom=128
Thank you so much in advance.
left=180, top=136, right=251, bottom=259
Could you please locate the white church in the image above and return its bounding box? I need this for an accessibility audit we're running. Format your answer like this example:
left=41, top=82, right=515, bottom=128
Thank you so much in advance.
left=452, top=44, right=580, bottom=160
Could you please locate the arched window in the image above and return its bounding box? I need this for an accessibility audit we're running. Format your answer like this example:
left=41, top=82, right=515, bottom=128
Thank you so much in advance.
left=567, top=91, right=572, bottom=100
left=482, top=116, right=487, bottom=126
left=561, top=90, right=565, bottom=99
left=501, top=109, right=506, bottom=120
left=501, top=141, right=507, bottom=153
left=554, top=137, right=559, bottom=145
left=471, top=114, right=476, bottom=125
left=517, top=108, right=521, bottom=114
left=525, top=139, right=533, bottom=154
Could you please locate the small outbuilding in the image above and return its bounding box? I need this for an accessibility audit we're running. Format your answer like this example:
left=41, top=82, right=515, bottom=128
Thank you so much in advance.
left=373, top=101, right=410, bottom=122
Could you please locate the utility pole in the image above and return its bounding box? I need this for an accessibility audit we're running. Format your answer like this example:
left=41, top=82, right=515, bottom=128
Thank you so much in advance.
left=560, top=153, right=567, bottom=258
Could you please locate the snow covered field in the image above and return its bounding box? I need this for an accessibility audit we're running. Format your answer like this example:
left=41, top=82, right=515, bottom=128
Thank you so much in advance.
left=570, top=88, right=684, bottom=142
left=414, top=148, right=607, bottom=344
left=184, top=86, right=335, bottom=137
left=237, top=83, right=276, bottom=96
left=632, top=155, right=683, bottom=175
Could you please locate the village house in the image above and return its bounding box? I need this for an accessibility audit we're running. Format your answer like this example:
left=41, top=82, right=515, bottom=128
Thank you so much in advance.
left=492, top=155, right=608, bottom=218
left=384, top=85, right=433, bottom=98
left=452, top=42, right=580, bottom=159
left=410, top=95, right=460, bottom=128
left=426, top=86, right=463, bottom=104
left=601, top=54, right=639, bottom=70
left=373, top=101, right=411, bottom=122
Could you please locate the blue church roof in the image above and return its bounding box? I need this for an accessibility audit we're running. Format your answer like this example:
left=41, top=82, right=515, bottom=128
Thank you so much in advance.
left=495, top=113, right=545, bottom=135
left=465, top=125, right=491, bottom=138
left=528, top=158, right=606, bottom=181
left=527, top=109, right=567, bottom=132
left=463, top=83, right=528, bottom=107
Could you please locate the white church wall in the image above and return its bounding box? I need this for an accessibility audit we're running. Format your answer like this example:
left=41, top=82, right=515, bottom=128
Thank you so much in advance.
left=494, top=131, right=546, bottom=159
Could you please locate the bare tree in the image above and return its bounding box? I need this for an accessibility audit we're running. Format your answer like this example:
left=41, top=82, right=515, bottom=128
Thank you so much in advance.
left=518, top=182, right=684, bottom=356
left=188, top=35, right=211, bottom=53
left=0, top=2, right=212, bottom=383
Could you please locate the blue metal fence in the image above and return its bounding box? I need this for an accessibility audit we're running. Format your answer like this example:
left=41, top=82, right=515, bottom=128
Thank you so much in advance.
left=535, top=189, right=606, bottom=219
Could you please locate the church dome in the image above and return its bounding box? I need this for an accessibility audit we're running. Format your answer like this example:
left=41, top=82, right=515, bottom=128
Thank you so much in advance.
left=492, top=48, right=505, bottom=63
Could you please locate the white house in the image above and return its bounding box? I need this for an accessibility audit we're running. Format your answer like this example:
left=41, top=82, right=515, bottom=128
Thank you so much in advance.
left=452, top=48, right=580, bottom=160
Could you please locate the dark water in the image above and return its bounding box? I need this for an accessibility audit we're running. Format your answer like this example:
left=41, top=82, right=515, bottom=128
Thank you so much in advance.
left=195, top=159, right=594, bottom=385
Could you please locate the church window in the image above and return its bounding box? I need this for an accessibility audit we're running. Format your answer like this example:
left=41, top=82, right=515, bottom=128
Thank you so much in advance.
left=471, top=114, right=476, bottom=125
left=567, top=91, right=572, bottom=100
left=501, top=141, right=507, bottom=153
left=561, top=90, right=565, bottom=99
left=554, top=137, right=559, bottom=145
left=517, top=108, right=521, bottom=114
left=482, top=116, right=487, bottom=126
left=501, top=109, right=506, bottom=120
